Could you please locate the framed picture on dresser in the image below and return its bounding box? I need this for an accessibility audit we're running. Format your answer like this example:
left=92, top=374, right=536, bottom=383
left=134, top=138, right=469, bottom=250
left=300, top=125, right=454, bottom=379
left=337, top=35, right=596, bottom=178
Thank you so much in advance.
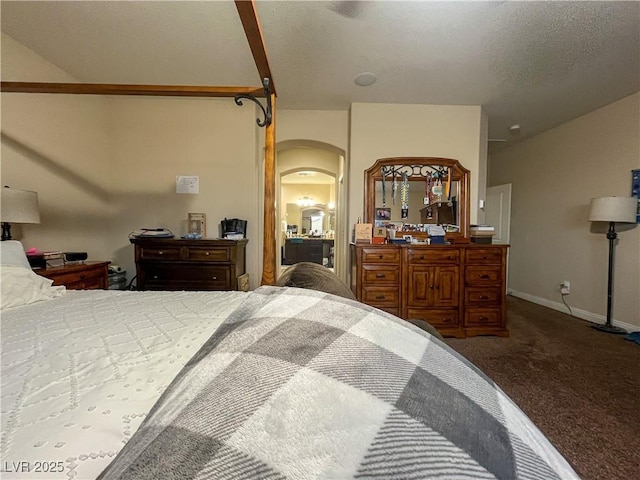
left=375, top=207, right=391, bottom=220
left=188, top=212, right=206, bottom=236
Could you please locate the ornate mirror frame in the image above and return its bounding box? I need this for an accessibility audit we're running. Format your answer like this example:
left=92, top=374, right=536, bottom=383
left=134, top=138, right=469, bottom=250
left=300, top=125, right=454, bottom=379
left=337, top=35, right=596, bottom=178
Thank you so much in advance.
left=364, top=157, right=471, bottom=242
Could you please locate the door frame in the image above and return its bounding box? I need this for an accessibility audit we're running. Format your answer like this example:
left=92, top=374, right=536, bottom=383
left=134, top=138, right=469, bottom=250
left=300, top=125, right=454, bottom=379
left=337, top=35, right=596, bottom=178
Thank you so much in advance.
left=275, top=141, right=346, bottom=280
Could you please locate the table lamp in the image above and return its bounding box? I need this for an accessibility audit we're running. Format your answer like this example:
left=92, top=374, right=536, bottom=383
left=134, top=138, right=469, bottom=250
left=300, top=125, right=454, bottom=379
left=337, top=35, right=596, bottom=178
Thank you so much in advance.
left=1, top=186, right=41, bottom=241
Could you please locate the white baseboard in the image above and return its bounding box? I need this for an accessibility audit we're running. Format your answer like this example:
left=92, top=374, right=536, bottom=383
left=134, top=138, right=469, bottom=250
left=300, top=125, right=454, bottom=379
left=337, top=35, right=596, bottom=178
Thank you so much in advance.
left=507, top=289, right=638, bottom=333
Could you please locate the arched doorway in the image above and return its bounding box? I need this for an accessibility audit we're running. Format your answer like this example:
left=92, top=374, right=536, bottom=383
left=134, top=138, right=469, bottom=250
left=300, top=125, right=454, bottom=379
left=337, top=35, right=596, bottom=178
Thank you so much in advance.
left=276, top=141, right=346, bottom=280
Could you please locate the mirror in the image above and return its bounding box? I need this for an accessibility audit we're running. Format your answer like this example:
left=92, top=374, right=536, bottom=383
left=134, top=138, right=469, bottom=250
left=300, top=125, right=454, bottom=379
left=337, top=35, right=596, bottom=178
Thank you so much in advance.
left=301, top=206, right=325, bottom=236
left=286, top=202, right=333, bottom=237
left=364, top=157, right=470, bottom=242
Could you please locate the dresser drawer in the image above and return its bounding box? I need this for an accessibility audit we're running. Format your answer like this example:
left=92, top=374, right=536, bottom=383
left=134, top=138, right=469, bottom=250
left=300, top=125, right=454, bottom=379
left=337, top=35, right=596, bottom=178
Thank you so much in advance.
left=465, top=266, right=502, bottom=286
left=465, top=248, right=503, bottom=264
left=362, top=286, right=399, bottom=307
left=65, top=277, right=106, bottom=290
left=187, top=247, right=230, bottom=262
left=406, top=308, right=459, bottom=329
left=465, top=287, right=502, bottom=306
left=360, top=247, right=401, bottom=264
left=407, top=248, right=460, bottom=265
left=145, top=265, right=231, bottom=289
left=464, top=308, right=502, bottom=327
left=40, top=262, right=109, bottom=290
left=48, top=268, right=102, bottom=287
left=362, top=265, right=400, bottom=285
left=138, top=246, right=182, bottom=260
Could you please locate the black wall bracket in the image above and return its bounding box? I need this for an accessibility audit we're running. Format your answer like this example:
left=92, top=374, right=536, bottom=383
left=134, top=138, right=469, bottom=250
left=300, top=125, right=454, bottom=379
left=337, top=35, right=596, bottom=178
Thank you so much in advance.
left=234, top=78, right=272, bottom=127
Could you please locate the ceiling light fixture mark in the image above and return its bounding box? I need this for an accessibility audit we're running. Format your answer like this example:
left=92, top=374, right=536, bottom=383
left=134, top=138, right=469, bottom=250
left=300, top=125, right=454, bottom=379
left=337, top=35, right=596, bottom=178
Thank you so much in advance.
left=355, top=72, right=377, bottom=87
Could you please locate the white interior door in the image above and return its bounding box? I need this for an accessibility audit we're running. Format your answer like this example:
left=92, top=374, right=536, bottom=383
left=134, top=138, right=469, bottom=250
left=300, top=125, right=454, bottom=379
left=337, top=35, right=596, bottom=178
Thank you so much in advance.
left=486, top=184, right=512, bottom=245
left=486, top=183, right=512, bottom=291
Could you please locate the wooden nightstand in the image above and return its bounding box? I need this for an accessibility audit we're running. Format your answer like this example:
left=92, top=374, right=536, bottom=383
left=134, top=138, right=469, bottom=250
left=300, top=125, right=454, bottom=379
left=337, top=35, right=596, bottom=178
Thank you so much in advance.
left=35, top=261, right=110, bottom=290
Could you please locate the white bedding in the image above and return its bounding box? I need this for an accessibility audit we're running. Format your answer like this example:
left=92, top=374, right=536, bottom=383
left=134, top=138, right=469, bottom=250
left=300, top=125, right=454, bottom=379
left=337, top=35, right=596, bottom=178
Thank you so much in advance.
left=1, top=289, right=248, bottom=480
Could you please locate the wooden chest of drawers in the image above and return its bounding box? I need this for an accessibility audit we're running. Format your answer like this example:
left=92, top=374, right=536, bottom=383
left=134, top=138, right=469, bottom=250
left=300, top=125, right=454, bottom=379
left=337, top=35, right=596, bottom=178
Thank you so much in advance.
left=36, top=261, right=110, bottom=290
left=354, top=245, right=402, bottom=317
left=351, top=243, right=508, bottom=338
left=463, top=247, right=508, bottom=336
left=133, top=238, right=248, bottom=291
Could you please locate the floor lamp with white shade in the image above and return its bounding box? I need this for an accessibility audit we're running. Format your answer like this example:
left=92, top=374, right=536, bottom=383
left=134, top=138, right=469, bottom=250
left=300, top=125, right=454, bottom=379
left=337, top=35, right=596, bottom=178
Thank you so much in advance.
left=587, top=196, right=638, bottom=334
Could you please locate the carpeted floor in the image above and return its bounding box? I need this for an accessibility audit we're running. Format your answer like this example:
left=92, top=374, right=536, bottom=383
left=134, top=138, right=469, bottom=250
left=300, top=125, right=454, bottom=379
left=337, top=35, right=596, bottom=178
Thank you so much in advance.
left=445, top=296, right=640, bottom=480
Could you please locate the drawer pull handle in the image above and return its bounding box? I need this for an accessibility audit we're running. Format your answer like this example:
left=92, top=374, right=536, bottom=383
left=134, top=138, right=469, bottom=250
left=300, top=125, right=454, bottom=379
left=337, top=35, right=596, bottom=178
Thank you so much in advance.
left=153, top=275, right=159, bottom=279
left=80, top=274, right=85, bottom=279
left=379, top=255, right=383, bottom=259
left=419, top=255, right=425, bottom=260
left=479, top=274, right=490, bottom=279
left=479, top=316, right=488, bottom=321
left=375, top=295, right=385, bottom=300
left=482, top=255, right=488, bottom=259
left=158, top=251, right=164, bottom=255
left=375, top=273, right=385, bottom=278
left=479, top=295, right=489, bottom=299
left=430, top=285, right=434, bottom=289
left=205, top=252, right=210, bottom=256
left=212, top=276, right=217, bottom=280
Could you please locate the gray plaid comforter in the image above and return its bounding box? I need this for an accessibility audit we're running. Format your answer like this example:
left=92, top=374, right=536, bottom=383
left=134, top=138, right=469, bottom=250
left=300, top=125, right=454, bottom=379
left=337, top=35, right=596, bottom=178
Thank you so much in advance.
left=99, top=286, right=579, bottom=480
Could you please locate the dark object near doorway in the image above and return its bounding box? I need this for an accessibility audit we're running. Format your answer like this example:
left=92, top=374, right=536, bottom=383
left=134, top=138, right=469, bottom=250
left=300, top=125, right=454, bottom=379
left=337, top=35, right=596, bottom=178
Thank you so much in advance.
left=276, top=262, right=355, bottom=300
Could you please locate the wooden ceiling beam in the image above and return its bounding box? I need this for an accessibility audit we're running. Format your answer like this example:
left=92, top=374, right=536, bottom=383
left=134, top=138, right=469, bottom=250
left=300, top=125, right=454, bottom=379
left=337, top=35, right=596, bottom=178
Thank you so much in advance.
left=235, top=0, right=276, bottom=96
left=0, top=82, right=265, bottom=97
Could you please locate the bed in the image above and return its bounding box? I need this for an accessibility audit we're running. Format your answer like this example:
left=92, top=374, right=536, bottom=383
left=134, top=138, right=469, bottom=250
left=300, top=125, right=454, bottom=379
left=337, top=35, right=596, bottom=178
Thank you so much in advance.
left=1, top=241, right=579, bottom=479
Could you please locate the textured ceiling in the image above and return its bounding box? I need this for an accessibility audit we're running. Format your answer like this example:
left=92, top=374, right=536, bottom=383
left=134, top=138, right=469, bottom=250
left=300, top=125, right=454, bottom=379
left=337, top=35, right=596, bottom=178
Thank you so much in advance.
left=2, top=1, right=639, bottom=151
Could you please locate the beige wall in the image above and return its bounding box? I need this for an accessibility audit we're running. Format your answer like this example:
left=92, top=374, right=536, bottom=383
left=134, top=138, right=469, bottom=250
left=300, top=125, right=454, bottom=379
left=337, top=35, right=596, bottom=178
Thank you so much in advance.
left=489, top=93, right=640, bottom=329
left=349, top=103, right=487, bottom=233
left=1, top=33, right=113, bottom=260
left=106, top=96, right=259, bottom=284
left=277, top=110, right=349, bottom=151
left=281, top=183, right=332, bottom=233
left=281, top=183, right=333, bottom=208
left=2, top=34, right=262, bottom=288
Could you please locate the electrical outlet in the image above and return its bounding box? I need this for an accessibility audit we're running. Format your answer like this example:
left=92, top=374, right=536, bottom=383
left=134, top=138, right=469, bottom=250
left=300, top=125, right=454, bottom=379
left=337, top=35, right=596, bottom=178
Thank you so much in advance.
left=560, top=281, right=570, bottom=295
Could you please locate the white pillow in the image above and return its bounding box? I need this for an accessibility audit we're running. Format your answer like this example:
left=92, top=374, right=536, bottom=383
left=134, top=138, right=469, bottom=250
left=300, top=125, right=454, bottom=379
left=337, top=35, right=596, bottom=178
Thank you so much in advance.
left=0, top=240, right=31, bottom=269
left=1, top=265, right=66, bottom=310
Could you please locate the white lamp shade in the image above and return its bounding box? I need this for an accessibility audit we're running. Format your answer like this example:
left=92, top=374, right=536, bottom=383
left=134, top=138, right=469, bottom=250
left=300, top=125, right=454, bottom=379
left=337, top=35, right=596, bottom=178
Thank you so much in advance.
left=1, top=188, right=41, bottom=224
left=588, top=196, right=637, bottom=223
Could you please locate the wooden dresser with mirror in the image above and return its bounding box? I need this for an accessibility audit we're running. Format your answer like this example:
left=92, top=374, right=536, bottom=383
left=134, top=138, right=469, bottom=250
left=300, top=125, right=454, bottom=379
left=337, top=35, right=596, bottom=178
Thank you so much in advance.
left=350, top=157, right=509, bottom=338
